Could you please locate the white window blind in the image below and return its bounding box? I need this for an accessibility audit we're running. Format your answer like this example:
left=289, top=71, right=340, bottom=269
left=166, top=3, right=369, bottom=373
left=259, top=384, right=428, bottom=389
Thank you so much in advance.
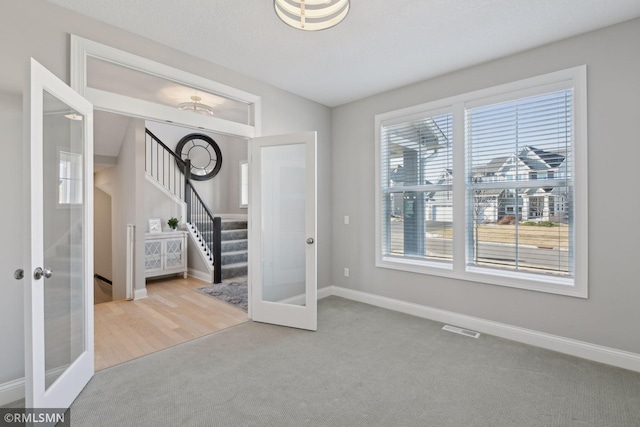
left=465, top=90, right=573, bottom=277
left=380, top=112, right=453, bottom=263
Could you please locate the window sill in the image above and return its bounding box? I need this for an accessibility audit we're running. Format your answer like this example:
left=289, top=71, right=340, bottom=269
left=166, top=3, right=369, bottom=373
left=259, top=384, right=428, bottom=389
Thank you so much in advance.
left=376, top=256, right=587, bottom=299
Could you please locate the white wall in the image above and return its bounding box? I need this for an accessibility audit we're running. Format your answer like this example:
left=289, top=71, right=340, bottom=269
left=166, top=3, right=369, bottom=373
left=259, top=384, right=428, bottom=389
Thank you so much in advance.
left=331, top=18, right=640, bottom=355
left=145, top=181, right=184, bottom=231
left=0, top=0, right=331, bottom=397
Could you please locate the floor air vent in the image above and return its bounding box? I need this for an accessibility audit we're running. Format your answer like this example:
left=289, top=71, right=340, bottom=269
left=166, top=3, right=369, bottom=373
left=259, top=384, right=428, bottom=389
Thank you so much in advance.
left=442, top=325, right=481, bottom=338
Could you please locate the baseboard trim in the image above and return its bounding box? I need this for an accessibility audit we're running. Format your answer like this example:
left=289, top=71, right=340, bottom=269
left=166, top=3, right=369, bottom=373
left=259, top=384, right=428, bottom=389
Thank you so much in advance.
left=0, top=377, right=24, bottom=406
left=318, top=286, right=332, bottom=300
left=330, top=286, right=640, bottom=373
left=133, top=288, right=148, bottom=300
left=188, top=268, right=212, bottom=283
left=272, top=286, right=334, bottom=305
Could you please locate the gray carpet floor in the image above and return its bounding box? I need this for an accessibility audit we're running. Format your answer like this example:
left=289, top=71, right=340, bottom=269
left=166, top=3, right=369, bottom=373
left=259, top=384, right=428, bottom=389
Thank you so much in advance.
left=69, top=296, right=640, bottom=426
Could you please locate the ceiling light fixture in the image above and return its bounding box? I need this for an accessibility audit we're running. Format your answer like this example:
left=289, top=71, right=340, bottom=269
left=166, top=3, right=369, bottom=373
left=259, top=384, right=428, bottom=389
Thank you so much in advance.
left=64, top=113, right=83, bottom=121
left=178, top=96, right=214, bottom=116
left=274, top=0, right=350, bottom=31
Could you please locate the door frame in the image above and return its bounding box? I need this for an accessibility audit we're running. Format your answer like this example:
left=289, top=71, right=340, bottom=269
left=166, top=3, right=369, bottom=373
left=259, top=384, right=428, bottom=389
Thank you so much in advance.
left=70, top=35, right=262, bottom=317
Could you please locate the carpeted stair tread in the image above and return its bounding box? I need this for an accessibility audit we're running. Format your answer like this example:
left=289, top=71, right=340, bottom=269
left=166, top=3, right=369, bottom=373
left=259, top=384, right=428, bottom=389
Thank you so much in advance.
left=188, top=217, right=248, bottom=280
left=221, top=239, right=248, bottom=252
left=221, top=229, right=247, bottom=241
left=221, top=220, right=248, bottom=231
left=221, top=250, right=248, bottom=265
left=221, top=262, right=248, bottom=280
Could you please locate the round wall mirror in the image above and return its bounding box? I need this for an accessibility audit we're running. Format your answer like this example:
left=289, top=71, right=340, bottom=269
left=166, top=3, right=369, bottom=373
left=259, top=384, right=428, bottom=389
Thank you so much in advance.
left=175, top=133, right=222, bottom=181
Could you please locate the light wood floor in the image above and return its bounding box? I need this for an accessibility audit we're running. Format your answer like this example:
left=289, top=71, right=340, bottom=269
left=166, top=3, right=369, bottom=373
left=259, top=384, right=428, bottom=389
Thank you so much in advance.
left=94, top=276, right=248, bottom=371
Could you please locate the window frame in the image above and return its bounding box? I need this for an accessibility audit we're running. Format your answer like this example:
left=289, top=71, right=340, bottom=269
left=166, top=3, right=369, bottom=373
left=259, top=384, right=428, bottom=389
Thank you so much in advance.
left=239, top=160, right=249, bottom=209
left=374, top=66, right=588, bottom=298
left=57, top=149, right=84, bottom=207
left=379, top=106, right=455, bottom=267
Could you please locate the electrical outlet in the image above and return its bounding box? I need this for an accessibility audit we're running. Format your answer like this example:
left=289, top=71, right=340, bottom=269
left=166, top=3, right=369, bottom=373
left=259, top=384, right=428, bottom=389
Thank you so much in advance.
left=344, top=267, right=350, bottom=277
left=344, top=215, right=350, bottom=225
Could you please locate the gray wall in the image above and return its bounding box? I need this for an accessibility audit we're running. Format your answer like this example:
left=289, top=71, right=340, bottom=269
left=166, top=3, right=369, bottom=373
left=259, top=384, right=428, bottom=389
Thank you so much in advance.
left=331, top=18, right=640, bottom=354
left=0, top=0, right=331, bottom=394
left=93, top=186, right=112, bottom=303
left=112, top=119, right=147, bottom=300
left=0, top=93, right=25, bottom=385
left=92, top=118, right=147, bottom=301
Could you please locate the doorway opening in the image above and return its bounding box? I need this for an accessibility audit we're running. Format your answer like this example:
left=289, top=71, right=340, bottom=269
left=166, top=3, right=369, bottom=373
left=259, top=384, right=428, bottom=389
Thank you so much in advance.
left=92, top=111, right=250, bottom=370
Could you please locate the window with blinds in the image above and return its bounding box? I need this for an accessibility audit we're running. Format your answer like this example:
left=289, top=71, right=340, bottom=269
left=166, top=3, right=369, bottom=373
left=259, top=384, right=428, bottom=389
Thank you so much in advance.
left=466, top=90, right=573, bottom=278
left=380, top=112, right=453, bottom=264
left=375, top=66, right=587, bottom=297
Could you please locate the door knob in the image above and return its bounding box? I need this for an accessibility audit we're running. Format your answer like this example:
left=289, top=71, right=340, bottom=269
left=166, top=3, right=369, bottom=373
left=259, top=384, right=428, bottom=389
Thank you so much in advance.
left=33, top=267, right=53, bottom=280
left=14, top=269, right=24, bottom=280
left=306, top=238, right=314, bottom=244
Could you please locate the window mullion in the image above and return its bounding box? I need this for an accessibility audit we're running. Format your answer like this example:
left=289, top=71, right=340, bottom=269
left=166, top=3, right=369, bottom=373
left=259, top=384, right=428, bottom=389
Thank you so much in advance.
left=452, top=102, right=466, bottom=273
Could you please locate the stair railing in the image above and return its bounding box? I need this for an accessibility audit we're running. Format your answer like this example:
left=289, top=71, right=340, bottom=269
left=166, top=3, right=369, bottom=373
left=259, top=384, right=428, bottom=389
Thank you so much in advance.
left=145, top=129, right=185, bottom=200
left=94, top=274, right=113, bottom=286
left=186, top=183, right=222, bottom=283
left=145, top=129, right=223, bottom=283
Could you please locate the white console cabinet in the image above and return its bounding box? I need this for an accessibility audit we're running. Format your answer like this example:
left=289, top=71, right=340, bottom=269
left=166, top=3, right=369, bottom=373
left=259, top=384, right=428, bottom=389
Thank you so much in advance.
left=145, top=231, right=188, bottom=279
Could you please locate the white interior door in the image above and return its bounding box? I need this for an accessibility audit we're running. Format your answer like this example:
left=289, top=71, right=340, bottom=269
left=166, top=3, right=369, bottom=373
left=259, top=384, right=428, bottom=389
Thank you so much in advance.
left=249, top=132, right=317, bottom=331
left=23, top=58, right=94, bottom=409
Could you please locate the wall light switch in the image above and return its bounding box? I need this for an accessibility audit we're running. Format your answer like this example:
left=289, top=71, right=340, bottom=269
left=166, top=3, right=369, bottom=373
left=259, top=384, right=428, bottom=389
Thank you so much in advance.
left=344, top=267, right=350, bottom=277
left=344, top=215, right=350, bottom=225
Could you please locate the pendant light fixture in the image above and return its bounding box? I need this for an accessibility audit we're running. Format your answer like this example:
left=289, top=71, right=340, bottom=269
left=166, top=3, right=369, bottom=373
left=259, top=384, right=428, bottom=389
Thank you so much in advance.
left=274, top=0, right=350, bottom=31
left=178, top=96, right=215, bottom=116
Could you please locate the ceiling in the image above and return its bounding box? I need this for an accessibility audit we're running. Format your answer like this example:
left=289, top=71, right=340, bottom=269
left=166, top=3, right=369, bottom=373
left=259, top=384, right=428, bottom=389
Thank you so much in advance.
left=47, top=0, right=640, bottom=107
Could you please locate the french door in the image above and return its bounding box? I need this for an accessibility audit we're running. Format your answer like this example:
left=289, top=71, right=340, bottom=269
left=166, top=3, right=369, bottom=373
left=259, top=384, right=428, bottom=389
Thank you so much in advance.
left=249, top=132, right=317, bottom=331
left=23, top=58, right=94, bottom=408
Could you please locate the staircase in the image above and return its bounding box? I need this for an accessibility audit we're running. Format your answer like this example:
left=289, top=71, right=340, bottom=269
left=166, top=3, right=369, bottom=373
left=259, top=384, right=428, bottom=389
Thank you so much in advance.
left=145, top=129, right=246, bottom=283
left=221, top=219, right=248, bottom=279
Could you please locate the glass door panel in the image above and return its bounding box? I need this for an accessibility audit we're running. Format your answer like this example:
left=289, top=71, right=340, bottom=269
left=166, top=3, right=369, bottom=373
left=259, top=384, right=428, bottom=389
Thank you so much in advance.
left=260, top=143, right=307, bottom=305
left=42, top=91, right=86, bottom=390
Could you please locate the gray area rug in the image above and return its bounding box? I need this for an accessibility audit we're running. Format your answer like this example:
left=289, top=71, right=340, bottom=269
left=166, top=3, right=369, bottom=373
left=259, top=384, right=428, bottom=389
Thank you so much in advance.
left=195, top=281, right=247, bottom=312
left=70, top=297, right=640, bottom=426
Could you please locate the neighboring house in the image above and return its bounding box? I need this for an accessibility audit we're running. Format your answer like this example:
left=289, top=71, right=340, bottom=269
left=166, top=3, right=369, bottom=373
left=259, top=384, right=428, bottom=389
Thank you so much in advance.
left=487, top=145, right=568, bottom=223
left=420, top=145, right=569, bottom=224
left=424, top=169, right=453, bottom=222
